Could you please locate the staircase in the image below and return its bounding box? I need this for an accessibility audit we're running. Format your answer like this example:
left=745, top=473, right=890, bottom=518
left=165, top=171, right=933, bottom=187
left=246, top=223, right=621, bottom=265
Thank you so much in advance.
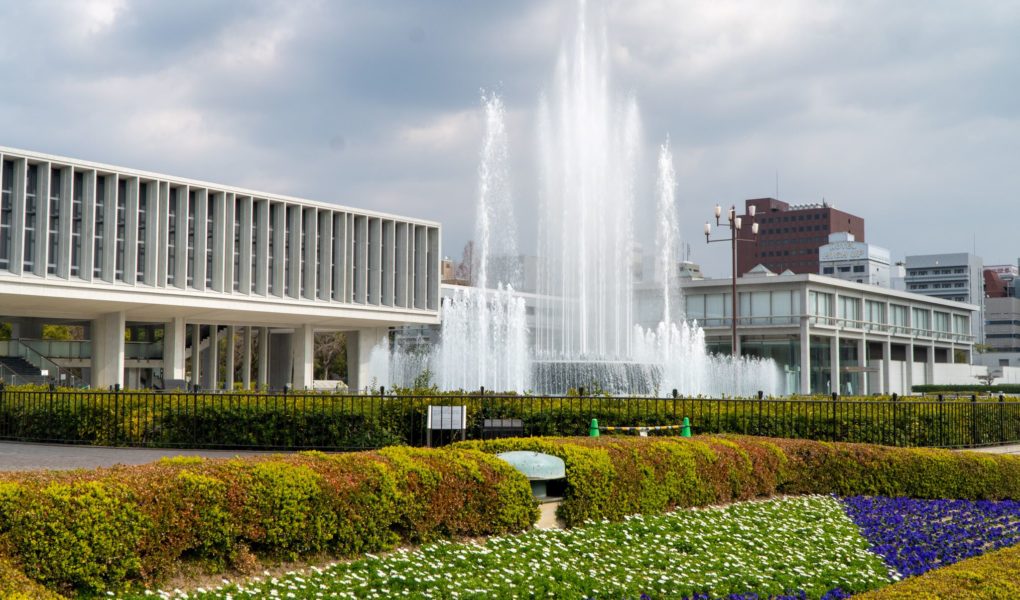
left=0, top=356, right=50, bottom=386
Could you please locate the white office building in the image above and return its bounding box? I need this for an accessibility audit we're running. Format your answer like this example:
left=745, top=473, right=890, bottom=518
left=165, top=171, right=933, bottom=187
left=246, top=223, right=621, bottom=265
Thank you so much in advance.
left=818, top=232, right=891, bottom=287
left=904, top=253, right=985, bottom=342
left=0, top=146, right=440, bottom=390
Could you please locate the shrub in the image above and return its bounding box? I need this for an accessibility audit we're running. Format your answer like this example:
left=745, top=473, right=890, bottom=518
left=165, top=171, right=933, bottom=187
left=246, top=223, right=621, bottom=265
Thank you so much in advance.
left=0, top=448, right=536, bottom=595
left=459, top=435, right=1020, bottom=527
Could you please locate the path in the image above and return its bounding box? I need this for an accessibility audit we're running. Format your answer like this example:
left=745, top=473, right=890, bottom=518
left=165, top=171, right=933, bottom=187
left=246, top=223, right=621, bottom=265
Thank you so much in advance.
left=0, top=441, right=285, bottom=471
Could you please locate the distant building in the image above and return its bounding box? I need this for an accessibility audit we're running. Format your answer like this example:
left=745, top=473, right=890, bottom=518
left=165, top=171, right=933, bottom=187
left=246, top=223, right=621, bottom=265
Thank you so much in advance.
left=977, top=296, right=1020, bottom=370
left=818, top=232, right=891, bottom=287
left=736, top=198, right=865, bottom=276
left=985, top=264, right=1018, bottom=298
left=904, top=253, right=984, bottom=342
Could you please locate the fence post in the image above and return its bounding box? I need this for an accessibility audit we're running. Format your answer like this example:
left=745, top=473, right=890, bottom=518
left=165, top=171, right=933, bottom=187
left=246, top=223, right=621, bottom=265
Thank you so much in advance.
left=971, top=394, right=978, bottom=447
left=938, top=394, right=944, bottom=447
left=831, top=392, right=838, bottom=441
left=1000, top=393, right=1005, bottom=444
left=757, top=390, right=763, bottom=436
left=891, top=393, right=898, bottom=447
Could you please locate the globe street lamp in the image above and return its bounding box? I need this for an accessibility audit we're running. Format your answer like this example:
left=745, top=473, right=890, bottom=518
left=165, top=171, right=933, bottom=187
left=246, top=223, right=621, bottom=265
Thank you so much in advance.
left=704, top=204, right=759, bottom=357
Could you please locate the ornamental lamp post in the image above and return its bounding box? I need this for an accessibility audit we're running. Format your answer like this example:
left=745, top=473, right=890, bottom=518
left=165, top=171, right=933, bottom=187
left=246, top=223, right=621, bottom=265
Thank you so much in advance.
left=704, top=204, right=759, bottom=357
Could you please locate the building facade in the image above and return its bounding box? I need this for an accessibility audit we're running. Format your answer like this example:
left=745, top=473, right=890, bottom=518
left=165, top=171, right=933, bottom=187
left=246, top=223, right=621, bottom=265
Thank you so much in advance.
left=0, top=146, right=441, bottom=390
left=736, top=198, right=865, bottom=276
left=904, top=253, right=984, bottom=342
left=818, top=232, right=891, bottom=287
left=635, top=273, right=979, bottom=395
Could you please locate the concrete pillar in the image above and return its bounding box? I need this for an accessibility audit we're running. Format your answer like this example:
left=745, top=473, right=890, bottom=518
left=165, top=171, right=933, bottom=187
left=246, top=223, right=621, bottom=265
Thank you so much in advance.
left=346, top=327, right=389, bottom=392
left=830, top=333, right=840, bottom=395
left=905, top=341, right=914, bottom=394
left=202, top=325, right=219, bottom=390
left=91, top=311, right=125, bottom=389
left=164, top=317, right=186, bottom=380
left=857, top=337, right=868, bottom=396
left=241, top=326, right=252, bottom=390
left=268, top=331, right=292, bottom=390
left=882, top=339, right=892, bottom=395
left=225, top=325, right=236, bottom=390
left=799, top=317, right=811, bottom=395
left=191, top=323, right=202, bottom=390
left=292, top=324, right=314, bottom=390
left=926, top=344, right=936, bottom=386
left=9, top=318, right=45, bottom=339
left=257, top=327, right=269, bottom=389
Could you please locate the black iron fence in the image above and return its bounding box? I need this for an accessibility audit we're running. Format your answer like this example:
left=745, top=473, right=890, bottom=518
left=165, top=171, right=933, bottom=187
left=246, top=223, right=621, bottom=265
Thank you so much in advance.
left=0, top=387, right=1017, bottom=451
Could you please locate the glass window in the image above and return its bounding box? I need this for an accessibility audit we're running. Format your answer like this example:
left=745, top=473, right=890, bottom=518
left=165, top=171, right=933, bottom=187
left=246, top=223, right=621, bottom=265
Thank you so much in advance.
left=865, top=300, right=885, bottom=326
left=822, top=266, right=833, bottom=274
left=47, top=168, right=61, bottom=275
left=206, top=194, right=215, bottom=289
left=71, top=171, right=83, bottom=277
left=912, top=307, right=931, bottom=332
left=233, top=197, right=242, bottom=292
left=934, top=311, right=951, bottom=333
left=187, top=191, right=195, bottom=287
left=167, top=188, right=177, bottom=286
left=953, top=314, right=969, bottom=336
left=94, top=175, right=106, bottom=279
left=0, top=160, right=12, bottom=270
left=115, top=178, right=127, bottom=281
left=839, top=296, right=860, bottom=323
left=685, top=294, right=705, bottom=321
left=24, top=164, right=37, bottom=271
left=137, top=182, right=147, bottom=283
left=890, top=304, right=908, bottom=334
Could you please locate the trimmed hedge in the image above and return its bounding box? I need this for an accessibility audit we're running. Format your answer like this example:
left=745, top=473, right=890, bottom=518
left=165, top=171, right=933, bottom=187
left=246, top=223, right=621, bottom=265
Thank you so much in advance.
left=0, top=448, right=537, bottom=595
left=914, top=384, right=1020, bottom=394
left=0, top=557, right=65, bottom=600
left=854, top=542, right=1020, bottom=599
left=457, top=435, right=1020, bottom=527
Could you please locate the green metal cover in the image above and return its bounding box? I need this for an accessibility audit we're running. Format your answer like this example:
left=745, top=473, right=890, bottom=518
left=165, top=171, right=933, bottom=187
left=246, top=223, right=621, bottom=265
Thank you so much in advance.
left=496, top=451, right=566, bottom=481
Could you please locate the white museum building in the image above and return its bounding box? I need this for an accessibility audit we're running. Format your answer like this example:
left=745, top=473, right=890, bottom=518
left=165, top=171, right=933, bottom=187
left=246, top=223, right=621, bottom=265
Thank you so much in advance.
left=0, top=146, right=440, bottom=391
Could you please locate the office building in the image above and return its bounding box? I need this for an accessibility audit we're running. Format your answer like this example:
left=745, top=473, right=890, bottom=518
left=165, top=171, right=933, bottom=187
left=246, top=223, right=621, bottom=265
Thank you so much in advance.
left=818, top=232, right=891, bottom=287
left=904, top=253, right=984, bottom=342
left=736, top=198, right=865, bottom=276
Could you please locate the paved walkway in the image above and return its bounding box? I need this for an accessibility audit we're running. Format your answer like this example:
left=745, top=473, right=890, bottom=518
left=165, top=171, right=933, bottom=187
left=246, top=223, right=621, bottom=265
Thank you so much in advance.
left=0, top=441, right=286, bottom=471
left=966, top=444, right=1020, bottom=455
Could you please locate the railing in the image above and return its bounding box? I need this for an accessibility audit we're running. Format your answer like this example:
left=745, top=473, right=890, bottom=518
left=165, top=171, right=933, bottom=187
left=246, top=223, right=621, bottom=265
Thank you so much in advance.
left=0, top=389, right=1017, bottom=451
left=6, top=340, right=87, bottom=388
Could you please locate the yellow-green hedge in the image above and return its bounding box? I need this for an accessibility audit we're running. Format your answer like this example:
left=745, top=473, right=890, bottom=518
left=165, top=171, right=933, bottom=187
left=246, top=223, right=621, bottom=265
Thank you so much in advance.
left=0, top=447, right=537, bottom=595
left=457, top=435, right=1020, bottom=527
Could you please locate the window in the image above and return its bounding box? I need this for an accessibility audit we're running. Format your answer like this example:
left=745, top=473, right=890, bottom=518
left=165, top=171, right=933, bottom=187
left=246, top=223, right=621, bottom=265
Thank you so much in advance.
left=71, top=172, right=83, bottom=277
left=934, top=311, right=951, bottom=334
left=912, top=307, right=931, bottom=333
left=186, top=191, right=195, bottom=287
left=953, top=314, right=969, bottom=336
left=233, top=197, right=242, bottom=292
left=47, top=168, right=61, bottom=275
left=115, top=178, right=127, bottom=281
left=891, top=304, right=908, bottom=334
left=839, top=296, right=860, bottom=323
left=865, top=300, right=885, bottom=326
left=137, top=182, right=147, bottom=283
left=24, top=164, right=37, bottom=271
left=94, top=176, right=106, bottom=278
left=838, top=266, right=851, bottom=273
left=206, top=194, right=215, bottom=289
left=809, top=291, right=834, bottom=323
left=822, top=266, right=834, bottom=274
left=853, top=265, right=865, bottom=272
left=167, top=189, right=177, bottom=286
left=0, top=160, right=13, bottom=270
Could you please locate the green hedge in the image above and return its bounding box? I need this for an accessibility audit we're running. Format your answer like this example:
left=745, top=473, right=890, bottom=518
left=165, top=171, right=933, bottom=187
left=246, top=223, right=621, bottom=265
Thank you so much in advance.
left=913, top=384, right=1020, bottom=394
left=5, top=389, right=1020, bottom=449
left=457, top=435, right=1020, bottom=527
left=0, top=448, right=537, bottom=596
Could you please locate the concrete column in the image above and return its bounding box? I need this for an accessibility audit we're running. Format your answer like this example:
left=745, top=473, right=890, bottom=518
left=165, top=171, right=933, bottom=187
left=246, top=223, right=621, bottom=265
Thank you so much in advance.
left=292, top=324, right=314, bottom=390
left=9, top=318, right=45, bottom=339
left=225, top=325, right=236, bottom=390
left=241, top=326, right=252, bottom=390
left=830, top=333, right=840, bottom=395
left=164, top=316, right=186, bottom=380
left=346, top=327, right=388, bottom=392
left=91, top=311, right=125, bottom=389
left=926, top=344, right=936, bottom=386
left=857, top=337, right=868, bottom=396
left=905, top=341, right=914, bottom=393
left=202, top=325, right=219, bottom=390
left=799, top=317, right=811, bottom=395
left=882, top=339, right=892, bottom=395
left=191, top=323, right=202, bottom=390
left=257, top=327, right=269, bottom=389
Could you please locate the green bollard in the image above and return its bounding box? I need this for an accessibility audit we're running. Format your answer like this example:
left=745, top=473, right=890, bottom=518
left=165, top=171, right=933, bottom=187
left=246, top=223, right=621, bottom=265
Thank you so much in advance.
left=681, top=416, right=691, bottom=438
left=589, top=418, right=600, bottom=437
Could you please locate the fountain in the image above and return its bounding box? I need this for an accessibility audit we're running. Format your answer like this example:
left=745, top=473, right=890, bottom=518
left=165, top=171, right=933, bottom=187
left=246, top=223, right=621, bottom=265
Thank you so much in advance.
left=384, top=4, right=783, bottom=397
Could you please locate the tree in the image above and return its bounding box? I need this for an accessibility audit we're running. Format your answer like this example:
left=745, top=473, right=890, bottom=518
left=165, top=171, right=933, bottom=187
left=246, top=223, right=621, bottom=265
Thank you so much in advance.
left=975, top=372, right=998, bottom=387
left=315, top=332, right=347, bottom=381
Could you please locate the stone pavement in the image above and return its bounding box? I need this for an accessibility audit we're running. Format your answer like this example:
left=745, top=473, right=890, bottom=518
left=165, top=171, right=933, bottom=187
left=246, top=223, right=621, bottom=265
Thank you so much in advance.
left=0, top=441, right=283, bottom=471
left=966, top=444, right=1020, bottom=455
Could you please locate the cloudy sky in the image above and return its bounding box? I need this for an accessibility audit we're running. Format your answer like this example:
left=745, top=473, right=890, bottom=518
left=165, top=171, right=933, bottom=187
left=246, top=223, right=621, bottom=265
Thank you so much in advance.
left=1, top=0, right=1018, bottom=277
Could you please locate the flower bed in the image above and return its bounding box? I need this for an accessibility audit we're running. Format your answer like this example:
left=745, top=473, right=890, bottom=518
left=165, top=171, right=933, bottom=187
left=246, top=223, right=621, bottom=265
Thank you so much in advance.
left=842, top=496, right=1020, bottom=578
left=123, top=496, right=890, bottom=600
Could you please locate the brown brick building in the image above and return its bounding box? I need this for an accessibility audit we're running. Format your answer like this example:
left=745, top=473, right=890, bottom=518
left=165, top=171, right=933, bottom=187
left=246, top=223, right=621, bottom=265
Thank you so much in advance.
left=735, top=198, right=865, bottom=275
